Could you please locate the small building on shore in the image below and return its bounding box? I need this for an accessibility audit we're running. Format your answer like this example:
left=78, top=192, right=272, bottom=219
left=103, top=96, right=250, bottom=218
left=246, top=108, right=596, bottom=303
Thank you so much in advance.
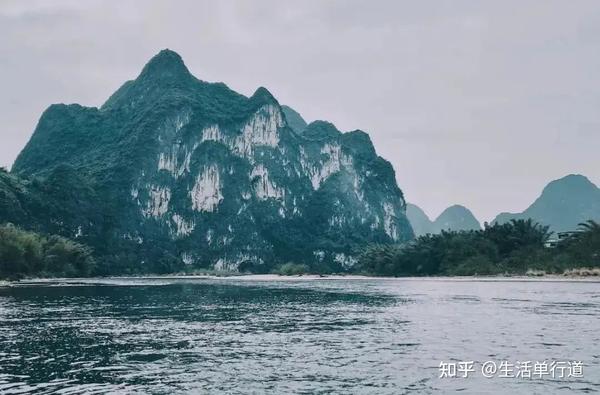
left=544, top=230, right=581, bottom=248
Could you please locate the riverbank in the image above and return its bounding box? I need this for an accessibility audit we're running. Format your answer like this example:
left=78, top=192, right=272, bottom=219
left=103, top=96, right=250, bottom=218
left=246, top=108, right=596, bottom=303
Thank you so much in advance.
left=3, top=271, right=600, bottom=287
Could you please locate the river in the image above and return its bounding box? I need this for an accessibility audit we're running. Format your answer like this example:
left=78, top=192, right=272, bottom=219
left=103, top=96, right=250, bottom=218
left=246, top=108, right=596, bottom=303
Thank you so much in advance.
left=0, top=277, right=598, bottom=394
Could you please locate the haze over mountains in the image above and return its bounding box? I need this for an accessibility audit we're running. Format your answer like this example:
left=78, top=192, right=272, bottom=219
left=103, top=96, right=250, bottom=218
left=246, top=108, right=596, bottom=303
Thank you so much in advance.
left=493, top=174, right=600, bottom=233
left=406, top=203, right=481, bottom=236
left=1, top=49, right=413, bottom=273
left=407, top=174, right=600, bottom=237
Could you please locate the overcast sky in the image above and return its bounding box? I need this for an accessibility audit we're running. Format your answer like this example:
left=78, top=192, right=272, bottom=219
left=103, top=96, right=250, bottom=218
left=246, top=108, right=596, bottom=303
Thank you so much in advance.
left=1, top=0, right=599, bottom=222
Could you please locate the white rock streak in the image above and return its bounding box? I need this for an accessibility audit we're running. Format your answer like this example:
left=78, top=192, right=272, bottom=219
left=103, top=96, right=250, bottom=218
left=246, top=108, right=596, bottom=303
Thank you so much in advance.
left=371, top=215, right=380, bottom=230
left=158, top=150, right=177, bottom=174
left=201, top=124, right=224, bottom=142
left=353, top=174, right=364, bottom=201
left=383, top=202, right=398, bottom=241
left=312, top=143, right=342, bottom=189
left=334, top=253, right=358, bottom=269
left=214, top=254, right=263, bottom=271
left=158, top=143, right=195, bottom=178
left=155, top=109, right=193, bottom=178
left=234, top=105, right=282, bottom=156
left=181, top=253, right=194, bottom=265
left=199, top=105, right=283, bottom=160
left=191, top=165, right=223, bottom=212
left=328, top=214, right=344, bottom=228
left=300, top=143, right=353, bottom=190
left=172, top=214, right=195, bottom=237
left=145, top=186, right=171, bottom=218
left=251, top=164, right=284, bottom=200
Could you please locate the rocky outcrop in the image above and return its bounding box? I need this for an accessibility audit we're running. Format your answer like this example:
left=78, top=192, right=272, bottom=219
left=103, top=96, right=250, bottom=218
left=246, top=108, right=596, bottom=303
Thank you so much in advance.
left=9, top=49, right=414, bottom=272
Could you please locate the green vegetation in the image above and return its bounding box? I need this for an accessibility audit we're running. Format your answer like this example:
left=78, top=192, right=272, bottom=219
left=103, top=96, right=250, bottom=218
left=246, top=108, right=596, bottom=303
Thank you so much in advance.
left=0, top=224, right=95, bottom=280
left=356, top=219, right=600, bottom=276
left=555, top=220, right=600, bottom=268
left=273, top=262, right=310, bottom=276
left=2, top=219, right=598, bottom=279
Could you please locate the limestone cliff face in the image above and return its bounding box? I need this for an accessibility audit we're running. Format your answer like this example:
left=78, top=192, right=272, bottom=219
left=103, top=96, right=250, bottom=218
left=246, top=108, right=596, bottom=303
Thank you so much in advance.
left=10, top=50, right=413, bottom=272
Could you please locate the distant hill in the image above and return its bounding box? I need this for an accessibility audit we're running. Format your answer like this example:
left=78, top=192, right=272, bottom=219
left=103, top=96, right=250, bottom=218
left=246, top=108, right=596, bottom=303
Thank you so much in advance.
left=281, top=105, right=307, bottom=134
left=406, top=203, right=434, bottom=236
left=432, top=205, right=481, bottom=233
left=406, top=203, right=481, bottom=236
left=493, top=174, right=600, bottom=232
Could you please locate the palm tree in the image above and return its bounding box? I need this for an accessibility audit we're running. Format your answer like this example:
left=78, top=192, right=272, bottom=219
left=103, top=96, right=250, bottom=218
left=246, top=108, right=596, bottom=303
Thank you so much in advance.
left=577, top=220, right=600, bottom=233
left=564, top=220, right=600, bottom=265
left=483, top=219, right=550, bottom=256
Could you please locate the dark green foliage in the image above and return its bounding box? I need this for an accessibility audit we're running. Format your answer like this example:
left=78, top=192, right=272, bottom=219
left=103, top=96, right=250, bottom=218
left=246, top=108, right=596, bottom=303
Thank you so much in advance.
left=557, top=220, right=600, bottom=267
left=273, top=262, right=310, bottom=276
left=357, top=219, right=599, bottom=276
left=0, top=224, right=95, bottom=279
left=0, top=166, right=108, bottom=245
left=302, top=121, right=341, bottom=140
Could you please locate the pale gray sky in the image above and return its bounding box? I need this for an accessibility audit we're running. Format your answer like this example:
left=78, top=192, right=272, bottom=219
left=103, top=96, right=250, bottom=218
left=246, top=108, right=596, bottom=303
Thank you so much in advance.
left=1, top=0, right=599, bottom=222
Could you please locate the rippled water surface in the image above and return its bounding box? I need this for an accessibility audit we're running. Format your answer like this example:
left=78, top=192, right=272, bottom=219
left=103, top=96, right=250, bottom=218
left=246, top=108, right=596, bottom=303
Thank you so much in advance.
left=0, top=277, right=598, bottom=394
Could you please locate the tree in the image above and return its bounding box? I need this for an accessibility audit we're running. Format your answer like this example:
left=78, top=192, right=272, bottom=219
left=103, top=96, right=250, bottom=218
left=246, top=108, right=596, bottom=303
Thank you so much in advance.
left=559, top=220, right=600, bottom=266
left=0, top=224, right=95, bottom=279
left=483, top=219, right=551, bottom=257
left=356, top=218, right=556, bottom=277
